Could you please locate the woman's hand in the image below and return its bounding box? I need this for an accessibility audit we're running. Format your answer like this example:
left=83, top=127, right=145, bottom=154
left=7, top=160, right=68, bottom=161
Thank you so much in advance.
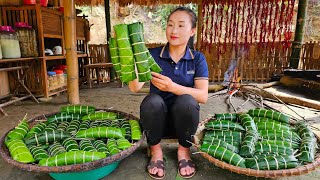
left=151, top=72, right=175, bottom=92
left=151, top=72, right=208, bottom=104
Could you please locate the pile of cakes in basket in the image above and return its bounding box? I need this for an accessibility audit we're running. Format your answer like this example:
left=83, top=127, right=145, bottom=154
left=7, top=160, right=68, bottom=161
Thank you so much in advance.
left=4, top=105, right=142, bottom=166
left=197, top=108, right=318, bottom=170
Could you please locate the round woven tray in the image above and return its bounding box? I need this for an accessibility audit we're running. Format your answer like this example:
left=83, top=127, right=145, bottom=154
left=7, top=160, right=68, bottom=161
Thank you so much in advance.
left=0, top=109, right=145, bottom=173
left=194, top=117, right=320, bottom=178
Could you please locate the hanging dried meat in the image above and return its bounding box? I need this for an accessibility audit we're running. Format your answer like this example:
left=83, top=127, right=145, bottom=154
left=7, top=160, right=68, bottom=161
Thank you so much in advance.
left=200, top=0, right=296, bottom=54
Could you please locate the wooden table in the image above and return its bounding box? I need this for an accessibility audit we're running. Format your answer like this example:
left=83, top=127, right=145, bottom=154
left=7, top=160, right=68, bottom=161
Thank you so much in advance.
left=0, top=58, right=41, bottom=116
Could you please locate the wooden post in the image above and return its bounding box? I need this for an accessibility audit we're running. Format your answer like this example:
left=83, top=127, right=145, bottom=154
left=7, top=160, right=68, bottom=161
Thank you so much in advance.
left=0, top=9, right=2, bottom=25
left=196, top=0, right=203, bottom=51
left=104, top=0, right=111, bottom=41
left=104, top=0, right=116, bottom=80
left=64, top=0, right=80, bottom=104
left=289, top=0, right=308, bottom=68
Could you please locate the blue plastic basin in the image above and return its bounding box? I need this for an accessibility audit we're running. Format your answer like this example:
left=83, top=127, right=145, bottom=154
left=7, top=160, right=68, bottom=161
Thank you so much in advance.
left=49, top=161, right=119, bottom=180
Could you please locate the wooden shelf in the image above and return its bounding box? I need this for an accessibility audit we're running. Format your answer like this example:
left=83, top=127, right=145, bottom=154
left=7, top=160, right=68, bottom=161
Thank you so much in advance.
left=48, top=83, right=67, bottom=91
left=41, top=6, right=63, bottom=16
left=0, top=57, right=43, bottom=63
left=44, top=34, right=63, bottom=39
left=44, top=54, right=88, bottom=60
left=1, top=5, right=90, bottom=98
left=45, top=55, right=66, bottom=60
left=0, top=55, right=87, bottom=63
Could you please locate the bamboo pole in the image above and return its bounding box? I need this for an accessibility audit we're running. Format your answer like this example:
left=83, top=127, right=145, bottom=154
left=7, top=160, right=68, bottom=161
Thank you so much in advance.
left=280, top=76, right=320, bottom=91
left=289, top=0, right=308, bottom=68
left=241, top=85, right=320, bottom=110
left=104, top=0, right=111, bottom=41
left=104, top=0, right=116, bottom=80
left=196, top=0, right=203, bottom=50
left=64, top=0, right=80, bottom=104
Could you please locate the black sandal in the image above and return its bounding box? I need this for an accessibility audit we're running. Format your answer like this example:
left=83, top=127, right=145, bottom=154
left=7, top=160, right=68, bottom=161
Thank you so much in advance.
left=178, top=159, right=196, bottom=179
left=147, top=160, right=165, bottom=179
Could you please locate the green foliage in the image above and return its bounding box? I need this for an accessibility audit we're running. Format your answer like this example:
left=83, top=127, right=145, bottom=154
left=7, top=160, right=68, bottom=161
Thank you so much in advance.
left=153, top=4, right=198, bottom=31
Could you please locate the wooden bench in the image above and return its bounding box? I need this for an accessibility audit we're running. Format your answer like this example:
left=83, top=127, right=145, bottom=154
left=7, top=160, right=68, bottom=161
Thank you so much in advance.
left=0, top=66, right=39, bottom=116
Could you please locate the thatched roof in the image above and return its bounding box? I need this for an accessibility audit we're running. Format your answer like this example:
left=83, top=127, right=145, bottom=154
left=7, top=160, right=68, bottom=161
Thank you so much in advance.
left=75, top=0, right=199, bottom=6
left=117, top=0, right=199, bottom=6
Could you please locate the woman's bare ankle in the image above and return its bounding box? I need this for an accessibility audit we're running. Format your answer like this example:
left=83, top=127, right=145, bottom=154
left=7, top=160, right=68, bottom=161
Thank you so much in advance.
left=150, top=144, right=163, bottom=160
left=177, top=145, right=191, bottom=160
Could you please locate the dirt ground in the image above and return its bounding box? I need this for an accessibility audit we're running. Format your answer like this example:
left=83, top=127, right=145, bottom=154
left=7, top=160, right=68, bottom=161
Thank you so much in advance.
left=0, top=83, right=319, bottom=180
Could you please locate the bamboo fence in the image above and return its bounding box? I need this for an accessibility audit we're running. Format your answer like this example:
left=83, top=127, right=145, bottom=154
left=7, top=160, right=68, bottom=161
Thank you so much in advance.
left=203, top=42, right=292, bottom=83
left=300, top=41, right=320, bottom=70
left=147, top=41, right=319, bottom=83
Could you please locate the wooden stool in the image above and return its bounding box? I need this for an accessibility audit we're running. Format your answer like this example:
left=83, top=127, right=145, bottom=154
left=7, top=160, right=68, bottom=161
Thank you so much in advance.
left=0, top=66, right=39, bottom=116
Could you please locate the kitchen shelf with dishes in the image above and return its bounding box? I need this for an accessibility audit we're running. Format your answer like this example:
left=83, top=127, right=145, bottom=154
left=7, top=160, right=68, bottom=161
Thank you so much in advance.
left=0, top=4, right=90, bottom=98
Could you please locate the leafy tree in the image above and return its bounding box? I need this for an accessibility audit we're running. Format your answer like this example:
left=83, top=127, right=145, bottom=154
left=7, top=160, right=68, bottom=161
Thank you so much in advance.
left=153, top=4, right=198, bottom=30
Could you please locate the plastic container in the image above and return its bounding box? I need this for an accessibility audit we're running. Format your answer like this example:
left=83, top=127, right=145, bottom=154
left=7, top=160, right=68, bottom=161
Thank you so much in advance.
left=23, top=0, right=36, bottom=5
left=54, top=65, right=67, bottom=72
left=64, top=73, right=67, bottom=84
left=47, top=71, right=58, bottom=87
left=14, top=22, right=38, bottom=58
left=0, top=26, right=21, bottom=59
left=49, top=161, right=119, bottom=180
left=58, top=7, right=64, bottom=13
left=54, top=70, right=64, bottom=85
left=24, top=0, right=48, bottom=7
left=54, top=65, right=67, bottom=71
left=40, top=0, right=48, bottom=7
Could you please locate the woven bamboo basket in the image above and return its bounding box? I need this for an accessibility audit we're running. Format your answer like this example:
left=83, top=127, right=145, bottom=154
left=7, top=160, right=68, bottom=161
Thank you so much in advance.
left=0, top=109, right=145, bottom=173
left=194, top=117, right=320, bottom=178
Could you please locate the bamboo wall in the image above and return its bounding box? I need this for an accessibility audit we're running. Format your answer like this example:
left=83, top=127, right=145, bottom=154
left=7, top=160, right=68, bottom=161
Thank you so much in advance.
left=147, top=42, right=291, bottom=82
left=146, top=42, right=319, bottom=83
left=203, top=42, right=292, bottom=83
left=300, top=41, right=320, bottom=70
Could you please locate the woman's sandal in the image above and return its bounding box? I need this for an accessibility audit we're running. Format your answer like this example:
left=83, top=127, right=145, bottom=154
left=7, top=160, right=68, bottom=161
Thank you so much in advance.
left=178, top=159, right=196, bottom=179
left=147, top=160, right=165, bottom=179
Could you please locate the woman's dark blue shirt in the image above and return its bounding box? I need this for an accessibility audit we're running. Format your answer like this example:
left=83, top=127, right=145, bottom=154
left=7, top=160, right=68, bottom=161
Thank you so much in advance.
left=149, top=44, right=208, bottom=102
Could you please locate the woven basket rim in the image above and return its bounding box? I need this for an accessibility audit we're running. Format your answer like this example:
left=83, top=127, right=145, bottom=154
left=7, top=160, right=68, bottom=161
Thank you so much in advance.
left=194, top=117, right=320, bottom=178
left=0, top=108, right=145, bottom=173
